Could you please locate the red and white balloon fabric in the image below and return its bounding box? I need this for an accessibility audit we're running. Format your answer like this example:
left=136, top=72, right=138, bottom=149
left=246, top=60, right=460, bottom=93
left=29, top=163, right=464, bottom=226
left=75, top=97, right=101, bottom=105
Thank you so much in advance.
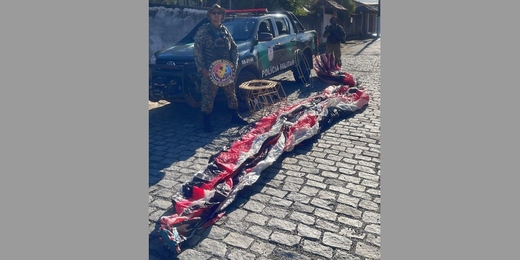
left=158, top=68, right=370, bottom=253
left=314, top=52, right=356, bottom=87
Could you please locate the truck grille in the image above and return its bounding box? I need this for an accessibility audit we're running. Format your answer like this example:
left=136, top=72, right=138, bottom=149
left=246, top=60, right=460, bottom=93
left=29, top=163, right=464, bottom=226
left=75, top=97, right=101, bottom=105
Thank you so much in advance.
left=156, top=60, right=188, bottom=66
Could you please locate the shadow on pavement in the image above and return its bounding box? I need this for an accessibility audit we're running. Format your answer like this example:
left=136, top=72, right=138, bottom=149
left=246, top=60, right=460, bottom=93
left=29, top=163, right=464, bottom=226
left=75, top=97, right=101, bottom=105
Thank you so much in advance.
left=149, top=76, right=333, bottom=188
left=149, top=101, right=250, bottom=187
left=354, top=37, right=380, bottom=56
left=148, top=71, right=361, bottom=258
left=149, top=106, right=364, bottom=258
left=149, top=145, right=300, bottom=259
left=148, top=76, right=322, bottom=184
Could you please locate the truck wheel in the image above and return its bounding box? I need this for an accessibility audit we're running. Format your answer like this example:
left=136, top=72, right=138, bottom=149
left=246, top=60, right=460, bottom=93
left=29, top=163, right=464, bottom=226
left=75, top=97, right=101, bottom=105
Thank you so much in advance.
left=293, top=50, right=312, bottom=85
left=236, top=71, right=257, bottom=111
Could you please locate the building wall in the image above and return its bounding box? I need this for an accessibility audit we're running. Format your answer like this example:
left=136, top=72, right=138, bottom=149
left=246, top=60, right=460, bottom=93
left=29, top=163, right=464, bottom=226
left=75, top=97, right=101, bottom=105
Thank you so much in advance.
left=149, top=6, right=207, bottom=60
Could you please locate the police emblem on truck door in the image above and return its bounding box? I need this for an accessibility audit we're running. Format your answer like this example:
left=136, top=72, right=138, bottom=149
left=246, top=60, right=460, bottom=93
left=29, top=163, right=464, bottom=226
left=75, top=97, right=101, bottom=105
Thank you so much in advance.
left=268, top=46, right=274, bottom=61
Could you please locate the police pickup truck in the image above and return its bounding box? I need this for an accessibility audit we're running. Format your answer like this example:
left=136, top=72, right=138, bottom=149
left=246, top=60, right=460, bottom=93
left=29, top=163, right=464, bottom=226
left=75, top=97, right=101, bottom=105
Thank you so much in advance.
left=149, top=9, right=319, bottom=107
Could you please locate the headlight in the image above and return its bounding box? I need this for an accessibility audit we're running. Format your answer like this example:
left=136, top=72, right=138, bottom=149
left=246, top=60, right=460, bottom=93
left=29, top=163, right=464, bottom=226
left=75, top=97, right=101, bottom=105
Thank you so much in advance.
left=150, top=55, right=156, bottom=64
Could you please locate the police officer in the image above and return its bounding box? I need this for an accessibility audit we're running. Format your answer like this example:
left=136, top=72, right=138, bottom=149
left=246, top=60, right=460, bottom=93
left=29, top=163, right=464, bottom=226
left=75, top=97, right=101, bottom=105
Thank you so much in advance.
left=323, top=16, right=346, bottom=67
left=194, top=4, right=247, bottom=133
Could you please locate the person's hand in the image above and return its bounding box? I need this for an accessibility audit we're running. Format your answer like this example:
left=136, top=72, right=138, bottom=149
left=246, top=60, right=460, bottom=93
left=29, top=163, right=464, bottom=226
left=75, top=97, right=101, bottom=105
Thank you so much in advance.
left=201, top=68, right=210, bottom=77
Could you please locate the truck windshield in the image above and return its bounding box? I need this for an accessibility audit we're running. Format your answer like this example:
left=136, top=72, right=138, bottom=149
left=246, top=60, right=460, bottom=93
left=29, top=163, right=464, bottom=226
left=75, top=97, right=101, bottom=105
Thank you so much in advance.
left=176, top=18, right=257, bottom=44
left=223, top=18, right=256, bottom=42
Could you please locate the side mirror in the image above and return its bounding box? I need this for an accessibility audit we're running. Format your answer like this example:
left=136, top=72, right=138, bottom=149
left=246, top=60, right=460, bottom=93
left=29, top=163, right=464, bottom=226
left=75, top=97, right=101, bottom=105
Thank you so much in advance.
left=250, top=38, right=258, bottom=52
left=258, top=32, right=273, bottom=42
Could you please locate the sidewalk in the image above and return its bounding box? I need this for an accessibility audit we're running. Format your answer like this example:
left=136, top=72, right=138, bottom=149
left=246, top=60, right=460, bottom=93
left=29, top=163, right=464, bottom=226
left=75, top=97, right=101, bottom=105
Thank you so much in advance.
left=149, top=38, right=381, bottom=260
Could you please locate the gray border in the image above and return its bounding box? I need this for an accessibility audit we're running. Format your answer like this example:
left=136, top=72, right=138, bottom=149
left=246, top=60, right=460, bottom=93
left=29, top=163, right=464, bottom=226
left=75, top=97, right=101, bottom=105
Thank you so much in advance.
left=3, top=1, right=517, bottom=259
left=383, top=1, right=517, bottom=259
left=1, top=2, right=147, bottom=259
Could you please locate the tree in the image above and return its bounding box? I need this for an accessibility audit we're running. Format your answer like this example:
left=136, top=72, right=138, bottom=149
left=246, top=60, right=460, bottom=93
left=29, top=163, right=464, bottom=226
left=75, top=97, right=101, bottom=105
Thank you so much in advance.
left=336, top=0, right=356, bottom=16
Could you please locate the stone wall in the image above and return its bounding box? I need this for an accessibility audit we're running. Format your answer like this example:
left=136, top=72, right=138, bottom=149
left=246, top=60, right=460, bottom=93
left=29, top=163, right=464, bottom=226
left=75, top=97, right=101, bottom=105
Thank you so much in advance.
left=149, top=6, right=207, bottom=60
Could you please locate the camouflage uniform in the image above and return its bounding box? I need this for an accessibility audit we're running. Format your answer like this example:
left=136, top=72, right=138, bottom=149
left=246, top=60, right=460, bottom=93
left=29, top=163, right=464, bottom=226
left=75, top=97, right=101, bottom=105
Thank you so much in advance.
left=194, top=22, right=239, bottom=114
left=323, top=18, right=346, bottom=67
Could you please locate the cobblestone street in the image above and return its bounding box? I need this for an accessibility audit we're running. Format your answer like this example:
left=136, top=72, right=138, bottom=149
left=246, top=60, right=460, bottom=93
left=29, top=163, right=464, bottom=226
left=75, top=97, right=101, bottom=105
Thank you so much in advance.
left=149, top=37, right=381, bottom=259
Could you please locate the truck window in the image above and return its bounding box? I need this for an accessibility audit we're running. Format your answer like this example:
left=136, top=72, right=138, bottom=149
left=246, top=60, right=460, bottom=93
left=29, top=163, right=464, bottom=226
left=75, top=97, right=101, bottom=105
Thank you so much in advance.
left=274, top=19, right=289, bottom=36
left=257, top=19, right=274, bottom=36
left=223, top=18, right=256, bottom=41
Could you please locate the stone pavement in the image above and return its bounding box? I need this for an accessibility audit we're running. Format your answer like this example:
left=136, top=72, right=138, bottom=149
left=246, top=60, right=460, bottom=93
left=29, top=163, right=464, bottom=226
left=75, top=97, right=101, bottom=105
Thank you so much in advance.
left=149, top=37, right=381, bottom=260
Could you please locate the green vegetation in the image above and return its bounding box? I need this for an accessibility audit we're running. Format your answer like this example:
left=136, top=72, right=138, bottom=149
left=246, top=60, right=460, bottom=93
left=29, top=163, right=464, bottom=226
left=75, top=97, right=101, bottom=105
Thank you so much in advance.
left=336, top=0, right=356, bottom=16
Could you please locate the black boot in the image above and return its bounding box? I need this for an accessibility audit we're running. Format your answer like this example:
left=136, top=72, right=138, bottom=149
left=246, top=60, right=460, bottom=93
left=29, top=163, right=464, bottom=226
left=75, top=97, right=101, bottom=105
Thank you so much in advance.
left=202, top=113, right=213, bottom=132
left=230, top=109, right=248, bottom=125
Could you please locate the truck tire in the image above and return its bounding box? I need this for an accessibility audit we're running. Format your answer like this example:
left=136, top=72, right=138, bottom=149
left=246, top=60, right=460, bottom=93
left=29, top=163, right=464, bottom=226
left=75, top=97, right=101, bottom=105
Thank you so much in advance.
left=236, top=70, right=257, bottom=111
left=293, top=50, right=312, bottom=85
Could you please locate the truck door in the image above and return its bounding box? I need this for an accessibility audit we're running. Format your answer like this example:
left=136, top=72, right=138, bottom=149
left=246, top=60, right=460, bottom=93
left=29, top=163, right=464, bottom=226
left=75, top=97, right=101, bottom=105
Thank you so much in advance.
left=256, top=19, right=282, bottom=78
left=273, top=17, right=297, bottom=72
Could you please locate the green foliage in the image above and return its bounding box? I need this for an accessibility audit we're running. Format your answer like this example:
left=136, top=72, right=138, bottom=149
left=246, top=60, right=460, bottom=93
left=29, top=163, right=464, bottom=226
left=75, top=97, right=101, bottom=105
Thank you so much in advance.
left=336, top=0, right=356, bottom=16
left=292, top=7, right=309, bottom=16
